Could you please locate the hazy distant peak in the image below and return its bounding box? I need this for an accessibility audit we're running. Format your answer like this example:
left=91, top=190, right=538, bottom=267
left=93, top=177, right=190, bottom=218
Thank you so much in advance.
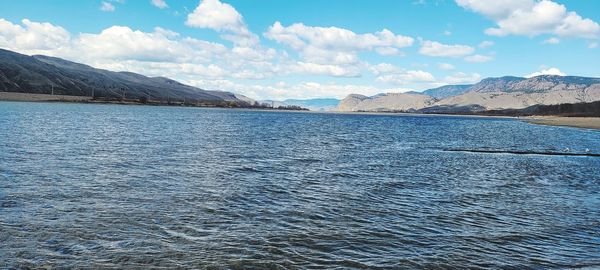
left=336, top=74, right=600, bottom=112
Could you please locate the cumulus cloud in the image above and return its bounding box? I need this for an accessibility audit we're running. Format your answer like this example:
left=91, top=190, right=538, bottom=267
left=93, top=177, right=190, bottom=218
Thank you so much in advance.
left=0, top=15, right=501, bottom=100
left=525, top=67, right=566, bottom=78
left=264, top=21, right=413, bottom=64
left=478, top=40, right=494, bottom=48
left=419, top=40, right=474, bottom=57
left=100, top=1, right=116, bottom=12
left=369, top=63, right=403, bottom=75
left=0, top=18, right=70, bottom=54
left=151, top=0, right=168, bottom=9
left=186, top=0, right=258, bottom=46
left=438, top=63, right=455, bottom=70
left=373, top=66, right=482, bottom=89
left=542, top=37, right=560, bottom=44
left=186, top=79, right=388, bottom=100
left=290, top=62, right=361, bottom=77
left=376, top=70, right=436, bottom=85
left=457, top=0, right=600, bottom=39
left=375, top=47, right=403, bottom=56
left=75, top=26, right=204, bottom=62
left=455, top=0, right=534, bottom=20
left=464, top=54, right=493, bottom=63
left=0, top=17, right=367, bottom=83
left=442, top=72, right=482, bottom=84
left=368, top=63, right=436, bottom=86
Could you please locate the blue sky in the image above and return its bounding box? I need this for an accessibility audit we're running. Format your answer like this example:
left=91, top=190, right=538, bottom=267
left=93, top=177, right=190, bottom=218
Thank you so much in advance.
left=1, top=0, right=599, bottom=100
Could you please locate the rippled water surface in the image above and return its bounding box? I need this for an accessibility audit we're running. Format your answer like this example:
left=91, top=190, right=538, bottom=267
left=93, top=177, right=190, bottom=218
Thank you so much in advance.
left=1, top=101, right=600, bottom=269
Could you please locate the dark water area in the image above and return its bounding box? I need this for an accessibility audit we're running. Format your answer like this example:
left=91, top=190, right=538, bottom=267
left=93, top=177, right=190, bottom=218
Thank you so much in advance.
left=1, top=101, right=599, bottom=269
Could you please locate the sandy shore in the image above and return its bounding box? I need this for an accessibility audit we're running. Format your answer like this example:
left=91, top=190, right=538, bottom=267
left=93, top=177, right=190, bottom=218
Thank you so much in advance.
left=0, top=92, right=92, bottom=102
left=525, top=116, right=600, bottom=130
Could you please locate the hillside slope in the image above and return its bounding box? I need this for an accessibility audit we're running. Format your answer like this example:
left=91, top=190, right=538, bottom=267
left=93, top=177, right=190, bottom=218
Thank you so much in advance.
left=335, top=75, right=600, bottom=112
left=0, top=49, right=246, bottom=103
left=336, top=93, right=436, bottom=112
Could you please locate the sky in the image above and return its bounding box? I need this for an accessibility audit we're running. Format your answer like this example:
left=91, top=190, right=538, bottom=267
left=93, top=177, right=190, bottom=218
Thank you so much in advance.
left=1, top=0, right=599, bottom=100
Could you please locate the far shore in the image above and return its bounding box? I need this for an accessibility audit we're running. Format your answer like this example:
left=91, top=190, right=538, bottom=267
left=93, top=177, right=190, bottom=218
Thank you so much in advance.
left=2, top=92, right=599, bottom=130
left=0, top=92, right=307, bottom=111
left=0, top=92, right=93, bottom=102
left=523, top=116, right=600, bottom=130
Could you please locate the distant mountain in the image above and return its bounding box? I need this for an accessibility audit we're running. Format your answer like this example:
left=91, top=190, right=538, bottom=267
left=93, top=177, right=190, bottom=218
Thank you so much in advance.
left=283, top=98, right=340, bottom=111
left=335, top=75, right=600, bottom=112
left=422, top=84, right=471, bottom=99
left=436, top=75, right=600, bottom=110
left=0, top=48, right=249, bottom=104
left=336, top=93, right=435, bottom=112
left=469, top=75, right=600, bottom=93
left=257, top=100, right=288, bottom=108
left=257, top=98, right=340, bottom=111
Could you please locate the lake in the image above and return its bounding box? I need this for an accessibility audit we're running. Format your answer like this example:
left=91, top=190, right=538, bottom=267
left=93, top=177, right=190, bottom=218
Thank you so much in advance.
left=1, top=101, right=599, bottom=269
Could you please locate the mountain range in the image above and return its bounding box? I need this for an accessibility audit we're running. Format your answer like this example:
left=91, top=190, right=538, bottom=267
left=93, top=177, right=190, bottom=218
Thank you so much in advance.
left=336, top=75, right=600, bottom=112
left=0, top=48, right=249, bottom=104
left=2, top=48, right=600, bottom=113
left=259, top=98, right=340, bottom=111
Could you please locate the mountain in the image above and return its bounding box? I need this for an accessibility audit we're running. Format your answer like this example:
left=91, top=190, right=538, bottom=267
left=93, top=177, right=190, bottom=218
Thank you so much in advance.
left=257, top=100, right=288, bottom=108
left=335, top=75, right=600, bottom=112
left=283, top=98, right=340, bottom=111
left=436, top=75, right=600, bottom=110
left=422, top=84, right=471, bottom=99
left=257, top=98, right=340, bottom=111
left=336, top=93, right=435, bottom=112
left=0, top=48, right=249, bottom=104
left=468, top=75, right=600, bottom=93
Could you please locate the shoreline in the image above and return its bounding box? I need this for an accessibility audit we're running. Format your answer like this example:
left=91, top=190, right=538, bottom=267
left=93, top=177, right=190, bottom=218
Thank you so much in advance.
left=523, top=116, right=600, bottom=130
left=319, top=110, right=517, bottom=119
left=0, top=92, right=307, bottom=111
left=0, top=92, right=93, bottom=102
left=2, top=92, right=598, bottom=130
left=0, top=95, right=514, bottom=119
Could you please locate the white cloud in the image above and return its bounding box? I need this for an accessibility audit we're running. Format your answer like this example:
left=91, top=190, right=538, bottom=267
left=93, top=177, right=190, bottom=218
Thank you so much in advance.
left=542, top=37, right=560, bottom=44
left=478, top=40, right=494, bottom=48
left=291, top=62, right=361, bottom=77
left=151, top=0, right=168, bottom=9
left=0, top=16, right=526, bottom=100
left=443, top=30, right=452, bottom=36
left=419, top=40, right=474, bottom=57
left=187, top=79, right=389, bottom=100
left=464, top=54, right=493, bottom=63
left=456, top=0, right=534, bottom=19
left=265, top=22, right=414, bottom=50
left=0, top=18, right=281, bottom=79
left=100, top=2, right=116, bottom=12
left=369, top=63, right=402, bottom=75
left=442, top=72, right=481, bottom=84
left=0, top=18, right=70, bottom=54
left=368, top=63, right=436, bottom=86
left=75, top=26, right=198, bottom=62
left=186, top=0, right=243, bottom=32
left=186, top=0, right=258, bottom=46
left=589, top=42, right=598, bottom=49
left=525, top=67, right=566, bottom=78
left=375, top=47, right=402, bottom=56
left=264, top=21, right=413, bottom=64
left=376, top=70, right=436, bottom=85
left=457, top=0, right=600, bottom=39
left=297, top=46, right=359, bottom=65
left=438, top=63, right=455, bottom=70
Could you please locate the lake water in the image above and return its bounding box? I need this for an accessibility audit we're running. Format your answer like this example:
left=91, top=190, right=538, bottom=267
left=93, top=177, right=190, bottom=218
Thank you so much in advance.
left=1, top=101, right=599, bottom=269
